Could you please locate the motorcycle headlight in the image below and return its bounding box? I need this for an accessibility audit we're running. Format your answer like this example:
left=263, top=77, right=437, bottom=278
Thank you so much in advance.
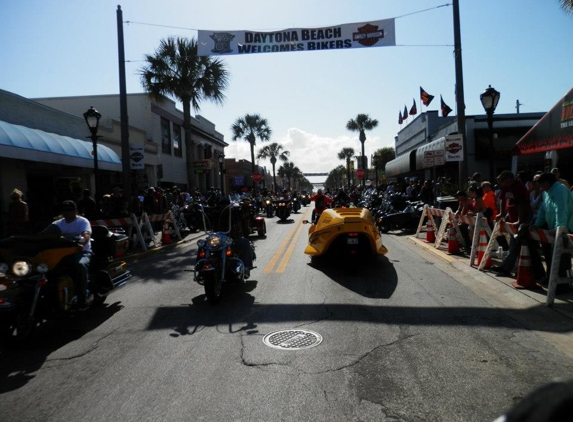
left=208, top=235, right=222, bottom=248
left=0, top=262, right=8, bottom=275
left=36, top=263, right=49, bottom=274
left=12, top=261, right=32, bottom=277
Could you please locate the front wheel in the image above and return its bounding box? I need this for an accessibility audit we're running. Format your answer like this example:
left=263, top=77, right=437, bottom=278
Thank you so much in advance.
left=2, top=300, right=38, bottom=343
left=204, top=269, right=223, bottom=305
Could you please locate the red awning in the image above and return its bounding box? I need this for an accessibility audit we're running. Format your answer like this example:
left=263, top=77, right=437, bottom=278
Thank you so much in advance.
left=512, top=87, right=573, bottom=155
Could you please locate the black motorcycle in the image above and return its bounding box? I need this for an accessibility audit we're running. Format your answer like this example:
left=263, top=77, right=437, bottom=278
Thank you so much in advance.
left=291, top=195, right=301, bottom=214
left=0, top=226, right=131, bottom=342
left=376, top=200, right=424, bottom=234
left=274, top=197, right=291, bottom=222
left=193, top=199, right=256, bottom=304
left=263, top=196, right=275, bottom=218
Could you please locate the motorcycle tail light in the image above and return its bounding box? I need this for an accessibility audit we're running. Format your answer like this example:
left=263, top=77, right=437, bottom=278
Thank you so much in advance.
left=348, top=232, right=359, bottom=237
left=204, top=264, right=212, bottom=270
left=225, top=248, right=232, bottom=257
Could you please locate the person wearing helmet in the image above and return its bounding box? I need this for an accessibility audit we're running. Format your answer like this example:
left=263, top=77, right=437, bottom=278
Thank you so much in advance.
left=310, top=189, right=333, bottom=223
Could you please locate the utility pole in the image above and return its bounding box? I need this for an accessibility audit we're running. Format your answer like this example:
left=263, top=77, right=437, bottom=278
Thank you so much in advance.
left=453, top=0, right=468, bottom=187
left=516, top=99, right=522, bottom=114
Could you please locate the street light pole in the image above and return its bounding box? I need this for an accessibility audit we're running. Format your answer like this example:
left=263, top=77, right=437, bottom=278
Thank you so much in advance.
left=218, top=153, right=225, bottom=195
left=480, top=85, right=501, bottom=183
left=84, top=106, right=102, bottom=199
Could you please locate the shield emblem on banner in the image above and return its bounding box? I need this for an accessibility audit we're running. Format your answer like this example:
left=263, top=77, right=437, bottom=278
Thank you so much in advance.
left=353, top=24, right=385, bottom=47
left=209, top=32, right=235, bottom=54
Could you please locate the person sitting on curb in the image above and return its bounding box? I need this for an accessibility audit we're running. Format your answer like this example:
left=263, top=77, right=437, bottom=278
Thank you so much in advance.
left=490, top=171, right=532, bottom=277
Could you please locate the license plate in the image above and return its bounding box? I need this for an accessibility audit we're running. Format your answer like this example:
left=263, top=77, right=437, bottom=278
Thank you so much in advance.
left=347, top=238, right=358, bottom=244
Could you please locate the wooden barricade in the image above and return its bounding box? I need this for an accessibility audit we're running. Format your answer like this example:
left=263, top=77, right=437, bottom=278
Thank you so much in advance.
left=415, top=205, right=448, bottom=243
left=145, top=211, right=183, bottom=242
left=545, top=226, right=573, bottom=307
left=469, top=214, right=491, bottom=267
left=477, top=219, right=514, bottom=271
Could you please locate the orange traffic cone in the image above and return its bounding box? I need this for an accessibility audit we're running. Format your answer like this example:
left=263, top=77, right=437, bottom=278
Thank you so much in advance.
left=425, top=219, right=436, bottom=243
left=161, top=220, right=172, bottom=245
left=477, top=230, right=492, bottom=268
left=447, top=225, right=460, bottom=254
left=512, top=243, right=535, bottom=289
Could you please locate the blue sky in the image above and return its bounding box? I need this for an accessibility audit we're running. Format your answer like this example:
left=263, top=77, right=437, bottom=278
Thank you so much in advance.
left=1, top=0, right=572, bottom=178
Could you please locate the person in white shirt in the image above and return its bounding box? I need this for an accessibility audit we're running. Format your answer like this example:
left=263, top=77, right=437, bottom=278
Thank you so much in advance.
left=52, top=200, right=92, bottom=309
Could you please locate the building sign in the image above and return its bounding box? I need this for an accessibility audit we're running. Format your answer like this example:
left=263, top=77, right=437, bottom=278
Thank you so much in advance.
left=198, top=19, right=396, bottom=56
left=423, top=150, right=445, bottom=168
left=231, top=176, right=245, bottom=186
left=445, top=135, right=464, bottom=162
left=130, top=146, right=145, bottom=170
left=192, top=159, right=213, bottom=174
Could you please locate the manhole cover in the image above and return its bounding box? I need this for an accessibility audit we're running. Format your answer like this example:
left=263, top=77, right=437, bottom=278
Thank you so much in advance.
left=263, top=329, right=323, bottom=350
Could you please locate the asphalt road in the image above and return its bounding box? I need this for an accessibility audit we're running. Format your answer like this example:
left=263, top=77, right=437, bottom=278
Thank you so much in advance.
left=2, top=206, right=573, bottom=422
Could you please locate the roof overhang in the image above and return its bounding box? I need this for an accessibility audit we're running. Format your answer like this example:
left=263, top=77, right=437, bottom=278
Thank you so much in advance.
left=0, top=120, right=122, bottom=170
left=513, top=87, right=573, bottom=155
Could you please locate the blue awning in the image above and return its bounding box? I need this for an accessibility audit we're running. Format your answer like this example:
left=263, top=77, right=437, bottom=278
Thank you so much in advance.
left=0, top=120, right=122, bottom=170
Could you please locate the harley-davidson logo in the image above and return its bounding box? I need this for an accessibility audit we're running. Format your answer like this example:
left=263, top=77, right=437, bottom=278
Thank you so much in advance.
left=210, top=32, right=235, bottom=54
left=446, top=142, right=462, bottom=154
left=352, top=24, right=385, bottom=47
left=130, top=151, right=143, bottom=162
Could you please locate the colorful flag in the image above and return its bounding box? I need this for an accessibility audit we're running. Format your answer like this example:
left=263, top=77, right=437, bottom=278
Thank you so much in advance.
left=403, top=105, right=409, bottom=120
left=409, top=98, right=417, bottom=116
left=440, top=95, right=453, bottom=117
left=420, top=86, right=434, bottom=106
left=398, top=110, right=403, bottom=125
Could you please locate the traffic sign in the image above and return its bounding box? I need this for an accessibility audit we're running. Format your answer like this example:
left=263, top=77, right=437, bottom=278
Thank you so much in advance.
left=356, top=168, right=365, bottom=179
left=252, top=172, right=262, bottom=182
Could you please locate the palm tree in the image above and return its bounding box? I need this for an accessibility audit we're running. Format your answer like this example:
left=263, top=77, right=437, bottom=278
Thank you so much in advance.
left=257, top=142, right=290, bottom=193
left=559, top=0, right=573, bottom=14
left=337, top=147, right=355, bottom=189
left=231, top=114, right=272, bottom=193
left=278, top=162, right=299, bottom=190
left=140, top=37, right=229, bottom=190
left=346, top=114, right=379, bottom=187
left=325, top=165, right=346, bottom=190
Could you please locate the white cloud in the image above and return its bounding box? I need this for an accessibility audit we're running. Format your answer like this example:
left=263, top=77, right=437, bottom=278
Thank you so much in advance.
left=224, top=127, right=392, bottom=176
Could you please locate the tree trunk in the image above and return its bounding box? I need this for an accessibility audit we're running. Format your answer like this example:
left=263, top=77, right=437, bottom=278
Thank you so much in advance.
left=183, top=99, right=195, bottom=190
left=271, top=158, right=277, bottom=193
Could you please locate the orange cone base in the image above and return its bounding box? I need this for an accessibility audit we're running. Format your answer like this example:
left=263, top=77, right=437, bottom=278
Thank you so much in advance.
left=511, top=280, right=537, bottom=290
left=512, top=270, right=536, bottom=289
left=425, top=222, right=436, bottom=243
left=478, top=253, right=492, bottom=269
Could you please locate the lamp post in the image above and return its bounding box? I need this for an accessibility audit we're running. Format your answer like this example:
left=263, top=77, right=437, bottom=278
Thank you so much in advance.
left=218, top=153, right=225, bottom=195
left=480, top=85, right=500, bottom=183
left=83, top=106, right=102, bottom=198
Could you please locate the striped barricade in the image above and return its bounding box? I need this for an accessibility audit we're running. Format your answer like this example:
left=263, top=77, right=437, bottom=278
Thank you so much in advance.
left=543, top=227, right=572, bottom=307
left=478, top=219, right=515, bottom=271
left=145, top=211, right=183, bottom=242
left=469, top=214, right=492, bottom=267
left=415, top=205, right=448, bottom=245
left=436, top=209, right=474, bottom=250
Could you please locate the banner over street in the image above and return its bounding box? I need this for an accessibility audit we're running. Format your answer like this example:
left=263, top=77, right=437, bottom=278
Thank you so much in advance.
left=198, top=19, right=395, bottom=56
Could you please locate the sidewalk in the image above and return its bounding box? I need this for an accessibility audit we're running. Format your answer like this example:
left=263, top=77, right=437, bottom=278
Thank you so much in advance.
left=121, top=229, right=205, bottom=264
left=409, top=235, right=573, bottom=321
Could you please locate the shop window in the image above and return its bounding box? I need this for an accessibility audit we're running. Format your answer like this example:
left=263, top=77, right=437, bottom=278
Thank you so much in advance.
left=161, top=118, right=171, bottom=154
left=173, top=123, right=182, bottom=157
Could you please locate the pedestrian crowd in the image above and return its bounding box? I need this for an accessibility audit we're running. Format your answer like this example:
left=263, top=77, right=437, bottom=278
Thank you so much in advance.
left=451, top=168, right=573, bottom=287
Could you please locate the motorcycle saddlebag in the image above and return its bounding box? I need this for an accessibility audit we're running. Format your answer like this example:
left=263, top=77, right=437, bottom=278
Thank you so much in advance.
left=92, top=226, right=129, bottom=258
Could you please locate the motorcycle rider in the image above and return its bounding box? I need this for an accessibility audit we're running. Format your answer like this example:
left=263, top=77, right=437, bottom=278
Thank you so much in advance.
left=310, top=189, right=334, bottom=223
left=52, top=200, right=92, bottom=309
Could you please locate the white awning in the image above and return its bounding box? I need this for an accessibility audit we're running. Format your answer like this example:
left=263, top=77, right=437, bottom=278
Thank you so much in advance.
left=0, top=120, right=122, bottom=170
left=385, top=153, right=413, bottom=177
